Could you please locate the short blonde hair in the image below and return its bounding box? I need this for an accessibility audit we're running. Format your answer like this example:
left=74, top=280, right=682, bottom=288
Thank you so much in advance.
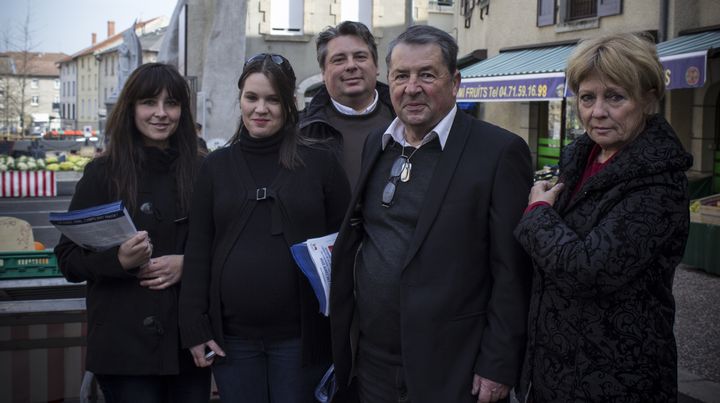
left=566, top=33, right=665, bottom=106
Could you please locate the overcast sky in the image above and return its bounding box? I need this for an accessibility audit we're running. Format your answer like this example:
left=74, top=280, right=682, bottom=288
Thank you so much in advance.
left=2, top=0, right=178, bottom=55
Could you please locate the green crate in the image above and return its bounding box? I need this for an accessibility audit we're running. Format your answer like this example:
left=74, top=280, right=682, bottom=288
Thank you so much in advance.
left=537, top=146, right=561, bottom=158
left=0, top=250, right=61, bottom=279
left=538, top=138, right=561, bottom=147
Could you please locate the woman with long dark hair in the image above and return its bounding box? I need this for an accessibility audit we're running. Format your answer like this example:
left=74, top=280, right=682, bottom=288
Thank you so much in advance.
left=55, top=63, right=210, bottom=402
left=179, top=53, right=350, bottom=403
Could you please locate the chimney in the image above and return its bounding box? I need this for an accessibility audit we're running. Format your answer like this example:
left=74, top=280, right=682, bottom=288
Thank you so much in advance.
left=92, top=33, right=97, bottom=45
left=107, top=21, right=115, bottom=38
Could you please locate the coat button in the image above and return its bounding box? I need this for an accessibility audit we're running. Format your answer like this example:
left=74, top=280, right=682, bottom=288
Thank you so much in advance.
left=143, top=316, right=164, bottom=335
left=140, top=202, right=153, bottom=215
left=143, top=316, right=155, bottom=327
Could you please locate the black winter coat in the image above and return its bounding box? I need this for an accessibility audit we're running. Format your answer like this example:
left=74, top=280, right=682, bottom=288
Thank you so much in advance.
left=298, top=82, right=394, bottom=140
left=55, top=150, right=196, bottom=375
left=299, top=83, right=395, bottom=189
left=179, top=141, right=350, bottom=365
left=514, top=115, right=693, bottom=402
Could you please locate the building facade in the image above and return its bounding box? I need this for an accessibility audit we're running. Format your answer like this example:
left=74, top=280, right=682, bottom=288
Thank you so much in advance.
left=162, top=0, right=456, bottom=142
left=96, top=26, right=166, bottom=134
left=0, top=52, right=66, bottom=136
left=453, top=0, right=720, bottom=188
left=59, top=61, right=77, bottom=130
left=57, top=18, right=167, bottom=135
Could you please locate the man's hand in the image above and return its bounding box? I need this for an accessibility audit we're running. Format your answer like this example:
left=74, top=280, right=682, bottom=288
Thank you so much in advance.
left=137, top=254, right=183, bottom=290
left=472, top=375, right=510, bottom=403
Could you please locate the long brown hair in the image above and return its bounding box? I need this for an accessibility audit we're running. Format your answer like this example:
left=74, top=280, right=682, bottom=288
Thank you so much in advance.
left=229, top=53, right=304, bottom=169
left=104, top=62, right=198, bottom=214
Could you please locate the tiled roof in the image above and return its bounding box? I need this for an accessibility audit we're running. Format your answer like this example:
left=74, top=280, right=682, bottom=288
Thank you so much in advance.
left=0, top=52, right=68, bottom=76
left=0, top=56, right=13, bottom=75
left=97, top=26, right=168, bottom=55
left=57, top=17, right=164, bottom=64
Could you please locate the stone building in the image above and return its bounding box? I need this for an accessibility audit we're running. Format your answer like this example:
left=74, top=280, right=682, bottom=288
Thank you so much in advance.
left=453, top=0, right=720, bottom=189
left=0, top=51, right=67, bottom=135
left=160, top=0, right=456, bottom=143
left=57, top=18, right=167, bottom=134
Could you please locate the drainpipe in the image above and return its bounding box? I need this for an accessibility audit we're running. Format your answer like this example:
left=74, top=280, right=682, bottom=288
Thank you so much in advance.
left=405, top=0, right=413, bottom=27
left=659, top=0, right=669, bottom=117
left=659, top=0, right=669, bottom=42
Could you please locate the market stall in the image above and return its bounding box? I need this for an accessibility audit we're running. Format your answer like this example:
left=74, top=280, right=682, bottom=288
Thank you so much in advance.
left=684, top=194, right=720, bottom=275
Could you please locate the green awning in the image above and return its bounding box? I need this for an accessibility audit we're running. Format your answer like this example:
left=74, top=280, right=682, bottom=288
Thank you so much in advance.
left=658, top=30, right=720, bottom=58
left=457, top=30, right=720, bottom=102
left=461, top=45, right=575, bottom=78
left=657, top=30, right=720, bottom=89
left=458, top=45, right=575, bottom=102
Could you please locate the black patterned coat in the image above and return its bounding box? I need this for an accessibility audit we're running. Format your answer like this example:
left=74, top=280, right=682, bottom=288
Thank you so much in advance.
left=514, top=115, right=693, bottom=403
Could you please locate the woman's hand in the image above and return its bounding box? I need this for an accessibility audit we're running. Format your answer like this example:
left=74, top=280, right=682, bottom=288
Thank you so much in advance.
left=137, top=254, right=183, bottom=290
left=190, top=340, right=226, bottom=368
left=117, top=231, right=152, bottom=270
left=529, top=180, right=565, bottom=206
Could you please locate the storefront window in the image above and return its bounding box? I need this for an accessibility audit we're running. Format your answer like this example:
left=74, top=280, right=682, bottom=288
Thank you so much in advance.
left=536, top=98, right=586, bottom=169
left=536, top=100, right=562, bottom=168
left=565, top=96, right=585, bottom=143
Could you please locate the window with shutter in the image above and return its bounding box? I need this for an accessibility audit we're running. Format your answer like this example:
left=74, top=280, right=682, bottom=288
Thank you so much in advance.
left=598, top=0, right=622, bottom=17
left=537, top=0, right=556, bottom=27
left=341, top=0, right=372, bottom=29
left=270, top=0, right=304, bottom=35
left=567, top=0, right=596, bottom=20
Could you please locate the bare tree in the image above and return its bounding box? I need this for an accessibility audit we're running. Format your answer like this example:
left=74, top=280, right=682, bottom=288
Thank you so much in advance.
left=0, top=3, right=38, bottom=136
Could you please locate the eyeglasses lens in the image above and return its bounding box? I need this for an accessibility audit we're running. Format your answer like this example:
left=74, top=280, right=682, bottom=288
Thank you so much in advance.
left=390, top=156, right=406, bottom=177
left=270, top=54, right=285, bottom=65
left=382, top=156, right=407, bottom=207
left=246, top=53, right=286, bottom=66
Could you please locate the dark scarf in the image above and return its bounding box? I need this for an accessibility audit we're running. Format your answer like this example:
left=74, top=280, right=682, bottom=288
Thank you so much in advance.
left=238, top=127, right=285, bottom=155
left=142, top=146, right=179, bottom=173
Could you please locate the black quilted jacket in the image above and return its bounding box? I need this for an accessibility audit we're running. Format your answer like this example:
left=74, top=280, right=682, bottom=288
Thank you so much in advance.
left=514, top=114, right=693, bottom=403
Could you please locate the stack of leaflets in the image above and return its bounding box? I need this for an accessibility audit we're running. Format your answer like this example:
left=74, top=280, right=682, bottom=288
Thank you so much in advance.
left=290, top=232, right=337, bottom=316
left=314, top=365, right=336, bottom=403
left=49, top=201, right=137, bottom=252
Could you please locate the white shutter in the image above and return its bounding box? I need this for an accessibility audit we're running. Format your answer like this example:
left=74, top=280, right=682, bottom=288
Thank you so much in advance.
left=271, top=0, right=304, bottom=34
left=341, top=0, right=372, bottom=28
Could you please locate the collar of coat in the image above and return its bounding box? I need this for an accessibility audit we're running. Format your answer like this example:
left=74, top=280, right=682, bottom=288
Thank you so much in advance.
left=559, top=114, right=693, bottom=193
left=298, top=81, right=394, bottom=129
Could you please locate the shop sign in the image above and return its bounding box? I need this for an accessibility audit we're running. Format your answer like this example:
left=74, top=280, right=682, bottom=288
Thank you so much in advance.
left=660, top=51, right=707, bottom=90
left=457, top=73, right=566, bottom=102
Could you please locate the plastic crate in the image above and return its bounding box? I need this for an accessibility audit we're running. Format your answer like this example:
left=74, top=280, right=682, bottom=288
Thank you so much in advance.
left=0, top=250, right=61, bottom=279
left=698, top=194, right=720, bottom=226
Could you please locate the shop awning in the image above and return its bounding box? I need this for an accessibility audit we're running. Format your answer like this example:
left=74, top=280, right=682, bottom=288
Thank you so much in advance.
left=458, top=30, right=720, bottom=103
left=458, top=45, right=575, bottom=102
left=657, top=30, right=720, bottom=90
